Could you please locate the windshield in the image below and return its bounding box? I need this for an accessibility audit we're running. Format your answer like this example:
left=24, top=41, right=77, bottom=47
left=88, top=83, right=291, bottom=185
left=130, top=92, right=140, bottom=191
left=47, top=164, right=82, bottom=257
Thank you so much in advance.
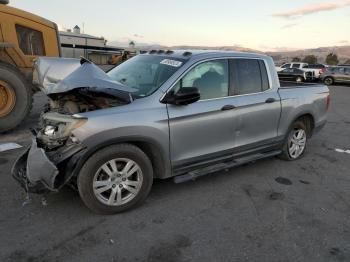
left=107, top=55, right=187, bottom=97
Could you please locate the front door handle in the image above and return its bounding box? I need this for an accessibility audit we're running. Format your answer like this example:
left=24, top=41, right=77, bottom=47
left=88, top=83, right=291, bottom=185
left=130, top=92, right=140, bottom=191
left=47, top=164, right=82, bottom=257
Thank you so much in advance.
left=221, top=104, right=236, bottom=111
left=265, top=98, right=276, bottom=103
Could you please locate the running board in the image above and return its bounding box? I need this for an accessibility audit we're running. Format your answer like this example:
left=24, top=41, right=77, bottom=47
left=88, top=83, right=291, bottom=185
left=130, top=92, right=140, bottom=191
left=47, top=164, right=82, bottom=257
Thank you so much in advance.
left=173, top=150, right=282, bottom=183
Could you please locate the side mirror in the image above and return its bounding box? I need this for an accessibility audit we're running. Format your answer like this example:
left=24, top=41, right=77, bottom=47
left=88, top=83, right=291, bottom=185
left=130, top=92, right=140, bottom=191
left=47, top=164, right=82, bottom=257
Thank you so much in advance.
left=161, top=87, right=200, bottom=105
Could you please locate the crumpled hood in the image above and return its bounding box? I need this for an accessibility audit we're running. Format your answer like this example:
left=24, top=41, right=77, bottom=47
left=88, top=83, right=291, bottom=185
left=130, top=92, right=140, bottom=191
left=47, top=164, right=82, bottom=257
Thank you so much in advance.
left=33, top=57, right=136, bottom=96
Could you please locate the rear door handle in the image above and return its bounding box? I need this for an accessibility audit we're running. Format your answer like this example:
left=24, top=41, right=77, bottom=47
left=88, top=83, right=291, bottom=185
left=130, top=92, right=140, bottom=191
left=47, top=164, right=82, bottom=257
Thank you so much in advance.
left=265, top=98, right=276, bottom=103
left=221, top=104, right=236, bottom=111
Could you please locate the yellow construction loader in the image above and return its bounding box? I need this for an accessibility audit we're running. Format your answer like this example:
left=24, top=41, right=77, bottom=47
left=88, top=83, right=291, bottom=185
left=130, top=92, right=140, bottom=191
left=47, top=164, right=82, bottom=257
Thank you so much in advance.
left=0, top=0, right=60, bottom=132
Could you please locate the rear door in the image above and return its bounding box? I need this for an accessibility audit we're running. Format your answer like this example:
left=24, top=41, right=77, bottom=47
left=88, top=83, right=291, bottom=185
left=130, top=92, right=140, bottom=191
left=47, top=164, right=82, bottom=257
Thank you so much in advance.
left=334, top=67, right=347, bottom=82
left=229, top=58, right=282, bottom=151
left=167, top=59, right=239, bottom=170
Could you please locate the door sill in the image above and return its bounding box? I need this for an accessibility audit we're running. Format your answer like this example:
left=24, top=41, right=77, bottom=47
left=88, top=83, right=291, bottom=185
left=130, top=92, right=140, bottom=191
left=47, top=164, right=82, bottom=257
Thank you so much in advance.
left=173, top=150, right=281, bottom=183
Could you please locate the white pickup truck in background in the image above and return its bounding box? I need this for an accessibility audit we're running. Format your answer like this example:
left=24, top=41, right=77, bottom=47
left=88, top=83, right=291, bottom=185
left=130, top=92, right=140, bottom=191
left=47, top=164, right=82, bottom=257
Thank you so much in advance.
left=276, top=63, right=326, bottom=80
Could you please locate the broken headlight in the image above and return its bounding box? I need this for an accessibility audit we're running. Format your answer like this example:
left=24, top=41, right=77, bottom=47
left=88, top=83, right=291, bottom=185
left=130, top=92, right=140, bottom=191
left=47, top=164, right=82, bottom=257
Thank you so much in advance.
left=44, top=125, right=57, bottom=136
left=40, top=112, right=87, bottom=140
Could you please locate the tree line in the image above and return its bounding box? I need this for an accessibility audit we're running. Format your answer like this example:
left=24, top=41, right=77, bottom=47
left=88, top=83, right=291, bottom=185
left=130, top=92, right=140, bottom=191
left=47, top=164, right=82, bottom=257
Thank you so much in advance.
left=291, top=53, right=350, bottom=65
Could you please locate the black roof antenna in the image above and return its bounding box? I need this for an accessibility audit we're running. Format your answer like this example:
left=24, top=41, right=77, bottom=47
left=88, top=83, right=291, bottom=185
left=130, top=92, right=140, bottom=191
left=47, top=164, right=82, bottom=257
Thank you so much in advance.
left=183, top=51, right=192, bottom=57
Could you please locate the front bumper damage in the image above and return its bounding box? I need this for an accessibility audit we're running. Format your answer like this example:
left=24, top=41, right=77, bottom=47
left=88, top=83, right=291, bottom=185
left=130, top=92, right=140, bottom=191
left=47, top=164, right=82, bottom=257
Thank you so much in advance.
left=12, top=138, right=85, bottom=194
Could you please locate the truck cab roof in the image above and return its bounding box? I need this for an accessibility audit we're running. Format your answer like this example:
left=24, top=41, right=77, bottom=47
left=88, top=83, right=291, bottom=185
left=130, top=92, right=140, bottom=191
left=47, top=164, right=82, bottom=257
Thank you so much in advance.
left=142, top=49, right=269, bottom=61
left=0, top=3, right=56, bottom=28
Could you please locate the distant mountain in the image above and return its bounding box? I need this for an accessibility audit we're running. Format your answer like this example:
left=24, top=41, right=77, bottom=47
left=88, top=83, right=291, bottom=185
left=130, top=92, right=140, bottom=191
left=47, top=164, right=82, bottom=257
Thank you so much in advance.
left=267, top=46, right=350, bottom=64
left=138, top=44, right=261, bottom=53
left=109, top=39, right=350, bottom=64
left=109, top=39, right=260, bottom=53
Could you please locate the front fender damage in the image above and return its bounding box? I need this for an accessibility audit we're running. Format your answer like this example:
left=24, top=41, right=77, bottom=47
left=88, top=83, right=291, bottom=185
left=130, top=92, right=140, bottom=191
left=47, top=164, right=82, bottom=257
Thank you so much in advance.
left=12, top=138, right=85, bottom=194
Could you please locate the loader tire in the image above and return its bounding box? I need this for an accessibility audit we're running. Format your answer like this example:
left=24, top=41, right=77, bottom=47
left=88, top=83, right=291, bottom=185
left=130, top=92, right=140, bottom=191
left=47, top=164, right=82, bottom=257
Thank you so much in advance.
left=0, top=63, right=32, bottom=133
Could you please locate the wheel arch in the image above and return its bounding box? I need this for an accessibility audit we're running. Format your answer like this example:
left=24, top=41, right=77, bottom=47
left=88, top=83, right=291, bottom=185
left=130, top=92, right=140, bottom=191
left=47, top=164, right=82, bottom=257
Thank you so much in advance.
left=66, top=136, right=172, bottom=183
left=292, top=113, right=315, bottom=137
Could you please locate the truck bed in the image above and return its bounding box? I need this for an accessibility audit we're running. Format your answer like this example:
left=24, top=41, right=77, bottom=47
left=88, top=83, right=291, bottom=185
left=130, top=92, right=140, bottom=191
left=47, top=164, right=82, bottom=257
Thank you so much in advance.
left=277, top=82, right=329, bottom=137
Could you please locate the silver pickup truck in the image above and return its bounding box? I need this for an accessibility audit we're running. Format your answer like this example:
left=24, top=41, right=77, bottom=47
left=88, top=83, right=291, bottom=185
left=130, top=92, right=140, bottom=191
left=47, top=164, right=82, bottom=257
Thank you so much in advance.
left=12, top=51, right=330, bottom=214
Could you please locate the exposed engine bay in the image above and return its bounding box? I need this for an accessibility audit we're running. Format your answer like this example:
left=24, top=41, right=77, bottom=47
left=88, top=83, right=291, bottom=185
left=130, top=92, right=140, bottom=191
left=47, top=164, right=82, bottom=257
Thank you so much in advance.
left=46, top=88, right=128, bottom=115
left=37, top=89, right=128, bottom=150
left=33, top=57, right=136, bottom=150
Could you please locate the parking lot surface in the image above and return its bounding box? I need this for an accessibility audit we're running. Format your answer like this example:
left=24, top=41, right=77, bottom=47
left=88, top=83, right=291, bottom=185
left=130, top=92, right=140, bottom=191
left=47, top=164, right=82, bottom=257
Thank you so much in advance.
left=0, top=86, right=350, bottom=262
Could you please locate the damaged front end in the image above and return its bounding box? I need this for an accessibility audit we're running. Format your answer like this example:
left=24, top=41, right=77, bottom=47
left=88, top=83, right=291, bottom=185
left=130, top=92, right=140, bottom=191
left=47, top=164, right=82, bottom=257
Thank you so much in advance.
left=12, top=57, right=135, bottom=194
left=12, top=114, right=87, bottom=193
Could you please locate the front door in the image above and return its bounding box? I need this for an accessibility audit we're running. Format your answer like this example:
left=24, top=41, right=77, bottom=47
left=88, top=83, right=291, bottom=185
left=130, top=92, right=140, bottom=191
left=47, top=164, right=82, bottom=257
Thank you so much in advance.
left=166, top=59, right=239, bottom=170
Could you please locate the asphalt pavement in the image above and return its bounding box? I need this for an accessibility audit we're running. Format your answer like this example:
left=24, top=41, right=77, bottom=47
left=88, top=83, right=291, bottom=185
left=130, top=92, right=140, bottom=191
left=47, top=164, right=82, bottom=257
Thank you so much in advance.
left=0, top=86, right=350, bottom=262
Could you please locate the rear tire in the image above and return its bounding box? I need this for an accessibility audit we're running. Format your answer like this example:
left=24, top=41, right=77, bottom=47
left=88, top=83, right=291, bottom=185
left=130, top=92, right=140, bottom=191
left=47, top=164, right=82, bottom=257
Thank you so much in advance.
left=279, top=120, right=308, bottom=161
left=324, top=77, right=334, bottom=86
left=77, top=144, right=153, bottom=214
left=0, top=63, right=32, bottom=132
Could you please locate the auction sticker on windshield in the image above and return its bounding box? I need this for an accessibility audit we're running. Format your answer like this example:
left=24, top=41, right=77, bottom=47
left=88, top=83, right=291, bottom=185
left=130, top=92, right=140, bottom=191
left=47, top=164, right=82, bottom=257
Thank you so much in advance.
left=160, top=59, right=183, bottom=67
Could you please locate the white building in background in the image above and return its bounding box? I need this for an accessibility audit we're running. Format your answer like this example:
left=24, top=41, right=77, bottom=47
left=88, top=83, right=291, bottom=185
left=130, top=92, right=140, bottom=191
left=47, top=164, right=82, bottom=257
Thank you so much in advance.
left=59, top=25, right=124, bottom=66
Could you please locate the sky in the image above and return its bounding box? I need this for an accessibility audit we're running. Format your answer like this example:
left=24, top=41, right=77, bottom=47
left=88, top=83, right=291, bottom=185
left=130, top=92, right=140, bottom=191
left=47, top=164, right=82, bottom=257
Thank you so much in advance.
left=10, top=0, right=350, bottom=51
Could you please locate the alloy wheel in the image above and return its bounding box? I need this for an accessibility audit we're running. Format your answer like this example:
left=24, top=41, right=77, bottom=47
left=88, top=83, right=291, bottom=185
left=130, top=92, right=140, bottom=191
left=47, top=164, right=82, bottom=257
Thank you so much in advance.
left=288, top=128, right=306, bottom=159
left=324, top=78, right=333, bottom=86
left=93, top=158, right=143, bottom=206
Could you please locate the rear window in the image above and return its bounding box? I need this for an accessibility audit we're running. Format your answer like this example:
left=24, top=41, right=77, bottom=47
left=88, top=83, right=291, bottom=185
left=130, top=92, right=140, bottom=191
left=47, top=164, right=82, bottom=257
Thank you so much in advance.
left=15, top=24, right=46, bottom=56
left=230, top=59, right=270, bottom=95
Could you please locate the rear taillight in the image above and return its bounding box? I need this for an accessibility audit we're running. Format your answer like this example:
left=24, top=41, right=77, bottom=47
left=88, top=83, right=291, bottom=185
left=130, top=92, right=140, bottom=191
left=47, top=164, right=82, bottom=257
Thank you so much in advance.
left=326, top=93, right=330, bottom=110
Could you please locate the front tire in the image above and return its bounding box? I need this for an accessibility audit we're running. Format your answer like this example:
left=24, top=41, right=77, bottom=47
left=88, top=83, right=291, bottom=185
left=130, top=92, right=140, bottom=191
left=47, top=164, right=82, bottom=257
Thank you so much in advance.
left=279, top=120, right=308, bottom=161
left=77, top=144, right=153, bottom=214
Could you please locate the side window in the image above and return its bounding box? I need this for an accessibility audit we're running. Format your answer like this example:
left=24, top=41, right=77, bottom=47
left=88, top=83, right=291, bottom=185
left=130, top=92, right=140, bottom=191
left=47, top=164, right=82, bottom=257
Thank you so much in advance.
left=174, top=59, right=229, bottom=100
left=281, top=64, right=290, bottom=68
left=338, top=68, right=345, bottom=74
left=292, top=63, right=300, bottom=68
left=15, top=24, right=46, bottom=56
left=230, top=59, right=269, bottom=95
